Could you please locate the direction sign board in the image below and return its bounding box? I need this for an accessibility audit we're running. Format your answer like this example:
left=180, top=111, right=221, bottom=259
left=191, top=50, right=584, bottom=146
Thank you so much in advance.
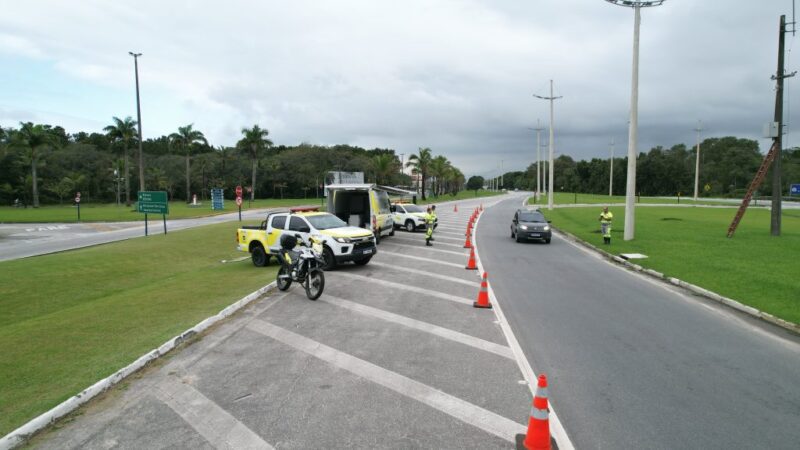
left=137, top=191, right=169, bottom=214
left=791, top=184, right=800, bottom=195
left=211, top=188, right=225, bottom=210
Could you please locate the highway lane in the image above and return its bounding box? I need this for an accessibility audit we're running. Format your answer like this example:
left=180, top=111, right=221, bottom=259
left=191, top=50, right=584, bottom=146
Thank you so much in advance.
left=477, top=194, right=800, bottom=449
left=0, top=208, right=274, bottom=262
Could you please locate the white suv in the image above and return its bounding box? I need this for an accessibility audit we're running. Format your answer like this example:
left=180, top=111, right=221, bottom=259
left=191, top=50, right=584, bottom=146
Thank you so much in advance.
left=391, top=203, right=437, bottom=232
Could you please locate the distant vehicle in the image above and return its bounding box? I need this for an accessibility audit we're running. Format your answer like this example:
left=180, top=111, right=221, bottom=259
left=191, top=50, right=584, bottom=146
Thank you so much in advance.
left=390, top=202, right=437, bottom=232
left=236, top=207, right=376, bottom=270
left=510, top=209, right=551, bottom=243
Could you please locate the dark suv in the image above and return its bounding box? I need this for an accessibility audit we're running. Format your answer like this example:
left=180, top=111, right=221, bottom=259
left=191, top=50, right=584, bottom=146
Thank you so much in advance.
left=511, top=209, right=552, bottom=243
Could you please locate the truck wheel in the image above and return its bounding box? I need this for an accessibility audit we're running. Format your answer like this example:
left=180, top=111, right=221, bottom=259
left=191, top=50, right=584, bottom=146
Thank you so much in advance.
left=406, top=220, right=415, bottom=232
left=321, top=246, right=336, bottom=271
left=354, top=256, right=372, bottom=266
left=251, top=246, right=268, bottom=267
left=389, top=227, right=395, bottom=237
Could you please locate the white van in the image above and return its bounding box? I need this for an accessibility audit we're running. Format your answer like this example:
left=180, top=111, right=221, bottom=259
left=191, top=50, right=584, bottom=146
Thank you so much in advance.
left=326, top=184, right=394, bottom=243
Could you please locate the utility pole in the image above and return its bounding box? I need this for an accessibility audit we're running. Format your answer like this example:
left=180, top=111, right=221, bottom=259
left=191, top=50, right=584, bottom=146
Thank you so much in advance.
left=399, top=153, right=405, bottom=175
left=609, top=138, right=615, bottom=197
left=530, top=120, right=544, bottom=200
left=606, top=0, right=665, bottom=240
left=693, top=120, right=703, bottom=201
left=534, top=80, right=562, bottom=210
left=129, top=52, right=145, bottom=192
left=501, top=160, right=504, bottom=189
left=771, top=14, right=793, bottom=236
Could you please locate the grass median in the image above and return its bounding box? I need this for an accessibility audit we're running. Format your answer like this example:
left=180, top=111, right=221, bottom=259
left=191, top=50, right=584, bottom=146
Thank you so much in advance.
left=543, top=204, right=800, bottom=325
left=0, top=197, right=326, bottom=223
left=0, top=221, right=276, bottom=436
left=528, top=192, right=740, bottom=206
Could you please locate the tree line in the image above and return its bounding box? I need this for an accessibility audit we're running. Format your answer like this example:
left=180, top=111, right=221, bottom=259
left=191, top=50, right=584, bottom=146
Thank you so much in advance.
left=0, top=120, right=465, bottom=207
left=496, top=137, right=800, bottom=198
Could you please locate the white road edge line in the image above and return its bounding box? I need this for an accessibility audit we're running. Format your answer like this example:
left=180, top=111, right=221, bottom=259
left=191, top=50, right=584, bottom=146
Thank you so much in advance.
left=321, top=294, right=514, bottom=359
left=333, top=272, right=473, bottom=305
left=0, top=282, right=278, bottom=450
left=155, top=377, right=274, bottom=450
left=368, top=262, right=479, bottom=287
left=378, top=251, right=466, bottom=269
left=381, top=241, right=467, bottom=257
left=247, top=319, right=526, bottom=443
left=473, top=195, right=576, bottom=450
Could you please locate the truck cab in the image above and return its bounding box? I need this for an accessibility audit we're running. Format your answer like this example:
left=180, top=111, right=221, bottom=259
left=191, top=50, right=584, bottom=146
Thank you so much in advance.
left=237, top=207, right=376, bottom=270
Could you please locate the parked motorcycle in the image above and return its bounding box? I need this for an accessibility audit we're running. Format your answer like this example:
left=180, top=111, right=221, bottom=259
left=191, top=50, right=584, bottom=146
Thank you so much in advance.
left=276, top=233, right=325, bottom=300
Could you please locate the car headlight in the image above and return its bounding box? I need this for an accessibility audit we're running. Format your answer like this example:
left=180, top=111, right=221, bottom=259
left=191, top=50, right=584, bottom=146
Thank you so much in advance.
left=543, top=226, right=550, bottom=231
left=333, top=237, right=351, bottom=243
left=520, top=225, right=528, bottom=230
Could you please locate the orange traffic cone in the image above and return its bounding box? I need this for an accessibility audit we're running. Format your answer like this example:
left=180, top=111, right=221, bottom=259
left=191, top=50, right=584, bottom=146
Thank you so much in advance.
left=454, top=204, right=458, bottom=212
left=473, top=272, right=492, bottom=308
left=463, top=229, right=472, bottom=248
left=523, top=374, right=551, bottom=450
left=465, top=247, right=478, bottom=270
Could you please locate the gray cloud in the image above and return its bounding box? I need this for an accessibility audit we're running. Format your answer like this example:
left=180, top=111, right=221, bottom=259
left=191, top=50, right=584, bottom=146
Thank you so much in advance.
left=0, top=0, right=795, bottom=176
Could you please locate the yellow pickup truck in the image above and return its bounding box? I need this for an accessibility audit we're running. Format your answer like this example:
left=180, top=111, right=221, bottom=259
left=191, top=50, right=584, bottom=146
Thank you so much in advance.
left=236, top=207, right=377, bottom=270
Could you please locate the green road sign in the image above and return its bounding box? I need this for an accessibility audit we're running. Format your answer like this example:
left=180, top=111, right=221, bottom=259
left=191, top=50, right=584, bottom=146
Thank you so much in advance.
left=138, top=191, right=169, bottom=214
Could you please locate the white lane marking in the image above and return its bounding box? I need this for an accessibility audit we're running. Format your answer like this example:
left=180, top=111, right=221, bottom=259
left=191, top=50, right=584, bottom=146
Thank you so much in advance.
left=391, top=235, right=464, bottom=248
left=382, top=241, right=467, bottom=257
left=378, top=251, right=467, bottom=269
left=322, top=295, right=514, bottom=359
left=155, top=377, right=274, bottom=450
left=247, top=319, right=525, bottom=442
left=472, top=198, right=576, bottom=450
left=368, top=261, right=479, bottom=287
left=431, top=230, right=466, bottom=237
left=333, top=272, right=473, bottom=305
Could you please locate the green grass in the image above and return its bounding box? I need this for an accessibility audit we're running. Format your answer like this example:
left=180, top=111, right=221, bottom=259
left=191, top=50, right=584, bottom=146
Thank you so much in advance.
left=0, top=198, right=325, bottom=223
left=528, top=192, right=735, bottom=206
left=0, top=221, right=277, bottom=436
left=544, top=205, right=800, bottom=325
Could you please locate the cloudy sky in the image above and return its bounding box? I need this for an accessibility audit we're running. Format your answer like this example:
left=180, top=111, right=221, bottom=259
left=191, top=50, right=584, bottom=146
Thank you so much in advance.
left=0, top=0, right=797, bottom=178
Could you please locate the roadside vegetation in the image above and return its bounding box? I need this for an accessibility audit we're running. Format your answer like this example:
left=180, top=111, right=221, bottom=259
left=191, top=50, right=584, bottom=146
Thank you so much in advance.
left=527, top=192, right=744, bottom=206
left=544, top=205, right=800, bottom=325
left=0, top=221, right=275, bottom=436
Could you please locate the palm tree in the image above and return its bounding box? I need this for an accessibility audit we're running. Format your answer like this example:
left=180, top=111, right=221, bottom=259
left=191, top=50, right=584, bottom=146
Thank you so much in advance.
left=406, top=147, right=434, bottom=200
left=237, top=125, right=272, bottom=201
left=169, top=124, right=207, bottom=202
left=429, top=155, right=451, bottom=196
left=10, top=122, right=56, bottom=208
left=372, top=154, right=396, bottom=185
left=104, top=116, right=137, bottom=206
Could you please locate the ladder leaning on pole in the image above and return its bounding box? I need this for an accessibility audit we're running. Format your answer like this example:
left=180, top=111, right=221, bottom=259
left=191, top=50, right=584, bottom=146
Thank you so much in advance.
left=726, top=141, right=779, bottom=238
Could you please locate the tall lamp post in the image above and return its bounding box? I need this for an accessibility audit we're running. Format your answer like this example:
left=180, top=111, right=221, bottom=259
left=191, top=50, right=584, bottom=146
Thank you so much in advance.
left=606, top=0, right=665, bottom=240
left=129, top=52, right=145, bottom=192
left=693, top=120, right=703, bottom=201
left=609, top=137, right=615, bottom=197
left=533, top=80, right=562, bottom=210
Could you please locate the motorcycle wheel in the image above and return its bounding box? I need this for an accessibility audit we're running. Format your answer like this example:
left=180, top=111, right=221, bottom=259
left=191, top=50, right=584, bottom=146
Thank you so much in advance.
left=305, top=268, right=325, bottom=300
left=277, top=266, right=292, bottom=291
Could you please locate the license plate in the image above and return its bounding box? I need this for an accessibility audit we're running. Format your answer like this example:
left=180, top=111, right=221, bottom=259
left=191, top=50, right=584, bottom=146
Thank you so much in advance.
left=529, top=233, right=540, bottom=237
left=363, top=249, right=373, bottom=255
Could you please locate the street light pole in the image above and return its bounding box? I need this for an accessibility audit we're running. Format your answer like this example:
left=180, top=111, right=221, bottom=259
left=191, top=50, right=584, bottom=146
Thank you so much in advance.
left=693, top=120, right=703, bottom=201
left=533, top=80, right=562, bottom=210
left=129, top=52, right=145, bottom=192
left=609, top=137, right=615, bottom=197
left=606, top=0, right=665, bottom=240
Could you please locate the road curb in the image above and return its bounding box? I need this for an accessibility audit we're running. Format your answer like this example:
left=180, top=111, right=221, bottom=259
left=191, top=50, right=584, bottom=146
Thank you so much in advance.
left=554, top=227, right=800, bottom=336
left=0, top=282, right=277, bottom=450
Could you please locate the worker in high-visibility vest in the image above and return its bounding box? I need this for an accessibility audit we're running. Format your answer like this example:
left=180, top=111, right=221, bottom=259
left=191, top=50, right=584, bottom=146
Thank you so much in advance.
left=599, top=206, right=613, bottom=245
left=425, top=206, right=435, bottom=246
left=429, top=205, right=438, bottom=241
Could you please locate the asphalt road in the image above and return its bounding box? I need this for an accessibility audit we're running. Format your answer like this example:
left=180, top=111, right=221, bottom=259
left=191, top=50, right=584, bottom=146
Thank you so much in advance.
left=477, top=194, right=800, bottom=449
left=0, top=208, right=274, bottom=262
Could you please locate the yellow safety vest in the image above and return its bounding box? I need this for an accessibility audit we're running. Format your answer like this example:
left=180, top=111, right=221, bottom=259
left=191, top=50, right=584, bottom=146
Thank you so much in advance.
left=600, top=212, right=613, bottom=224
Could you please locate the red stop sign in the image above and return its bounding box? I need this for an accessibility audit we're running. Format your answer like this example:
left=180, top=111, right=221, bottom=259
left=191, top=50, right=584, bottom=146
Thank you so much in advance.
left=236, top=185, right=243, bottom=197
